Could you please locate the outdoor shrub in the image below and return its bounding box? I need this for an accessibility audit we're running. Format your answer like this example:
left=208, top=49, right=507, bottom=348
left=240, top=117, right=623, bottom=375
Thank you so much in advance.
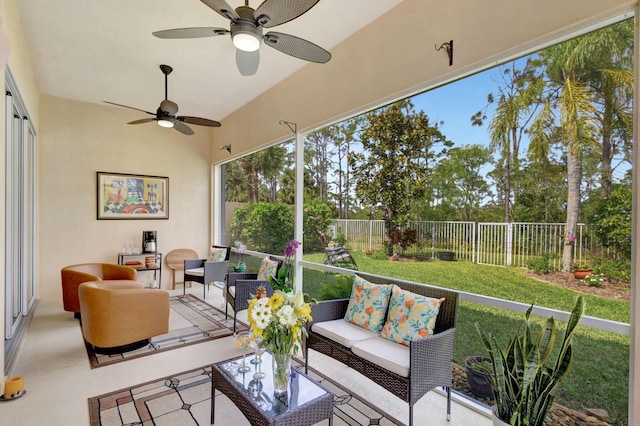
left=398, top=228, right=418, bottom=249
left=597, top=259, right=631, bottom=282
left=319, top=275, right=354, bottom=300
left=232, top=202, right=293, bottom=254
left=526, top=254, right=555, bottom=274
left=369, top=249, right=388, bottom=261
left=229, top=204, right=253, bottom=241
left=334, top=231, right=347, bottom=247
left=591, top=186, right=632, bottom=259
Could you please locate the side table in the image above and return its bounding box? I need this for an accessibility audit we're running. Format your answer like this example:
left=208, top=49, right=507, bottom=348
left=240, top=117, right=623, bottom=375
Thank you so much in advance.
left=117, top=252, right=162, bottom=287
left=211, top=352, right=333, bottom=426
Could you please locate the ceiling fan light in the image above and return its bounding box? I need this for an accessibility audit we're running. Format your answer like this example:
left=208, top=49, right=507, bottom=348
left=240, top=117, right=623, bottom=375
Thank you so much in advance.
left=233, top=32, right=261, bottom=52
left=157, top=119, right=174, bottom=128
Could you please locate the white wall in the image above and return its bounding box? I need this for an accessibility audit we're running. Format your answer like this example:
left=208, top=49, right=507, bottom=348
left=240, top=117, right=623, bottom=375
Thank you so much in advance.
left=38, top=95, right=213, bottom=300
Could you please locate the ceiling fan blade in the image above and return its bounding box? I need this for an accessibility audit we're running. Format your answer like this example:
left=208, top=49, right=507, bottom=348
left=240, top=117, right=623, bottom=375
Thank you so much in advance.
left=178, top=116, right=222, bottom=127
left=254, top=0, right=319, bottom=28
left=263, top=32, right=331, bottom=63
left=173, top=120, right=195, bottom=136
left=128, top=118, right=157, bottom=125
left=236, top=49, right=260, bottom=76
left=152, top=27, right=229, bottom=39
left=200, top=0, right=239, bottom=21
left=104, top=101, right=154, bottom=115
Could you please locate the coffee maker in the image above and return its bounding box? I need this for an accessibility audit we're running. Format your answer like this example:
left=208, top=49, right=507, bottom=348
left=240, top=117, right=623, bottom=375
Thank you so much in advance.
left=142, top=231, right=157, bottom=253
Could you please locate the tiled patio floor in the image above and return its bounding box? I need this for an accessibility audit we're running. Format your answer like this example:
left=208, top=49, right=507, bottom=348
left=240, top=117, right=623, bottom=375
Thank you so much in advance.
left=1, top=285, right=491, bottom=425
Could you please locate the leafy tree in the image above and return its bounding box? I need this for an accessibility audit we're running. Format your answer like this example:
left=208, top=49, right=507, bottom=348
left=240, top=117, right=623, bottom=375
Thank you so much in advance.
left=281, top=166, right=318, bottom=205
left=225, top=143, right=292, bottom=203
left=305, top=127, right=335, bottom=202
left=260, top=144, right=291, bottom=202
left=512, top=158, right=566, bottom=222
left=224, top=160, right=249, bottom=202
left=349, top=99, right=451, bottom=255
left=591, top=185, right=632, bottom=259
left=331, top=118, right=361, bottom=218
left=431, top=144, right=493, bottom=221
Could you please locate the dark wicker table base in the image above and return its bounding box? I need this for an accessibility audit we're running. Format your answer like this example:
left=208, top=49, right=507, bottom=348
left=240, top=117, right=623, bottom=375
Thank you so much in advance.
left=211, top=356, right=334, bottom=426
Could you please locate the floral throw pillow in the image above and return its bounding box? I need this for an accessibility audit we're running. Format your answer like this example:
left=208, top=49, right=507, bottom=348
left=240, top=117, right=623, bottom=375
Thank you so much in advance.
left=344, top=275, right=393, bottom=333
left=257, top=257, right=278, bottom=281
left=381, top=285, right=445, bottom=346
left=207, top=247, right=227, bottom=262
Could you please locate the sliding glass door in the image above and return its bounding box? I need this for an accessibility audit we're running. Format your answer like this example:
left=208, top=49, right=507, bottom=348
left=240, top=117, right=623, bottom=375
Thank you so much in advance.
left=4, top=70, right=36, bottom=340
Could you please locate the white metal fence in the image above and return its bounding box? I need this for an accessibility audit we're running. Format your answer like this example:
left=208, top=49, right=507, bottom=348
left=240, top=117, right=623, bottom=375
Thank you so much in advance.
left=329, top=220, right=603, bottom=267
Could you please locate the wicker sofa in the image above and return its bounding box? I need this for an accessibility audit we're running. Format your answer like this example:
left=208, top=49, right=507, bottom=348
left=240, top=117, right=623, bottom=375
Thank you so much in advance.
left=304, top=272, right=459, bottom=426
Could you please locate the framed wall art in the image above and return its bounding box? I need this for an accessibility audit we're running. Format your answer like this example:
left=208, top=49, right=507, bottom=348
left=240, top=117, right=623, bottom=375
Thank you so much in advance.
left=96, top=172, right=169, bottom=220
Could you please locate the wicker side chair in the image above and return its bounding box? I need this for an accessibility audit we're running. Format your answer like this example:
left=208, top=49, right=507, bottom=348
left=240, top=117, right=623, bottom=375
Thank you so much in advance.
left=224, top=256, right=282, bottom=333
left=183, top=245, right=231, bottom=299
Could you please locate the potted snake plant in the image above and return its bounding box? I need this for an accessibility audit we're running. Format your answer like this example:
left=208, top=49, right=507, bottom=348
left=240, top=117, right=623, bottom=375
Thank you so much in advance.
left=476, top=295, right=584, bottom=426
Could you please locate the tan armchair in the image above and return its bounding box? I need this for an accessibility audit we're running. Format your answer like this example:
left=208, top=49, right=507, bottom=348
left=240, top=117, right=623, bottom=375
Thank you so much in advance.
left=61, top=263, right=137, bottom=317
left=78, top=280, right=170, bottom=352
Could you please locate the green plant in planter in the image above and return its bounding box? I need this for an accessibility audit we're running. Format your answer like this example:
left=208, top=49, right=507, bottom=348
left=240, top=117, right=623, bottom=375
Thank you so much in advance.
left=476, top=295, right=584, bottom=426
left=466, top=356, right=492, bottom=373
left=464, top=355, right=493, bottom=398
left=233, top=241, right=247, bottom=272
left=571, top=261, right=592, bottom=271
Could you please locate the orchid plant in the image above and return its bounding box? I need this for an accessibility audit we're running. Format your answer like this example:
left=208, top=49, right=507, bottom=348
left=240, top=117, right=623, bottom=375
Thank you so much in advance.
left=270, top=240, right=299, bottom=292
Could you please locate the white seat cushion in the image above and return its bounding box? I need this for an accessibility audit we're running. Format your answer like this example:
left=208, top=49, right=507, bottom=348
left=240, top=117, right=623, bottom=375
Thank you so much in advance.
left=311, top=319, right=379, bottom=348
left=350, top=336, right=410, bottom=377
left=227, top=286, right=235, bottom=297
left=185, top=267, right=204, bottom=277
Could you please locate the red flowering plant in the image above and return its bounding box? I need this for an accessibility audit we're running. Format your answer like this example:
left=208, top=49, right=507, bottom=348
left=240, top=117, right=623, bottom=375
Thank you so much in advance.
left=270, top=240, right=300, bottom=293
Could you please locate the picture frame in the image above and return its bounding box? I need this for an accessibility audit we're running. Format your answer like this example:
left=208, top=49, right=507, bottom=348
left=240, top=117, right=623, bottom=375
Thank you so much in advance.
left=96, top=172, right=169, bottom=220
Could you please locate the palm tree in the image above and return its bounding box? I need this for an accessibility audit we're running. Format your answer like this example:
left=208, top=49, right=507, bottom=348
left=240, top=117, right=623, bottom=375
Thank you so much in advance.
left=472, top=61, right=543, bottom=222
left=531, top=21, right=632, bottom=271
left=584, top=20, right=633, bottom=198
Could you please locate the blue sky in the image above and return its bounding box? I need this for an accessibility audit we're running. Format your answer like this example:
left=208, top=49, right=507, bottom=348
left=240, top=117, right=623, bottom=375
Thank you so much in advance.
left=408, top=62, right=630, bottom=183
left=411, top=70, right=497, bottom=149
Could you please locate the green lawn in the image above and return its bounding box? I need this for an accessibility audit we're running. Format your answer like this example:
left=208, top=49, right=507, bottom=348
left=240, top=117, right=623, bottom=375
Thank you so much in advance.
left=301, top=251, right=630, bottom=426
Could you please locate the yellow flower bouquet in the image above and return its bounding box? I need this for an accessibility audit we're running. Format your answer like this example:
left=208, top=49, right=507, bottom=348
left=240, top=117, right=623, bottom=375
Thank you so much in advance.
left=247, top=289, right=314, bottom=394
left=248, top=290, right=313, bottom=355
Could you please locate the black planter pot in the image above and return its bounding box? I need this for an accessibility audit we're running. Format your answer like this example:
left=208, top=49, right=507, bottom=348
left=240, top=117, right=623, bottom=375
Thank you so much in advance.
left=464, top=356, right=493, bottom=398
left=438, top=251, right=455, bottom=261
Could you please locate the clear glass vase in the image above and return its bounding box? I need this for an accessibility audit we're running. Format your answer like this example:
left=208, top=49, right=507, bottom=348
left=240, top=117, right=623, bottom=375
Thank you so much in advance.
left=271, top=352, right=292, bottom=395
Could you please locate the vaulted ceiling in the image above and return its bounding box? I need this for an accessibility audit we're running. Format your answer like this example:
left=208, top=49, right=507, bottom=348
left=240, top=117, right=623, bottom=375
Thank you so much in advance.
left=16, top=0, right=404, bottom=124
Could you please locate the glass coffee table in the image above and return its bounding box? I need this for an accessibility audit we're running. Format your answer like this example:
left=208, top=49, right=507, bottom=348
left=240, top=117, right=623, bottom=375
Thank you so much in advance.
left=211, top=351, right=333, bottom=425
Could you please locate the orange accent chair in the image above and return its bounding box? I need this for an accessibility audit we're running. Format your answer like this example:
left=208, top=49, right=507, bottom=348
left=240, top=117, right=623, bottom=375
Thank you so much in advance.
left=61, top=263, right=137, bottom=317
left=78, top=280, right=170, bottom=352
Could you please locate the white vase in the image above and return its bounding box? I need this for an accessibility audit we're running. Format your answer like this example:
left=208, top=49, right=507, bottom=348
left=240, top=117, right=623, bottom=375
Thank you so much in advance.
left=272, top=352, right=292, bottom=396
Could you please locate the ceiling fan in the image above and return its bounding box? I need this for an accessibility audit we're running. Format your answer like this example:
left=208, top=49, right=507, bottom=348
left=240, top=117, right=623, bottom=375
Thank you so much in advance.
left=152, top=0, right=332, bottom=76
left=104, top=64, right=221, bottom=135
